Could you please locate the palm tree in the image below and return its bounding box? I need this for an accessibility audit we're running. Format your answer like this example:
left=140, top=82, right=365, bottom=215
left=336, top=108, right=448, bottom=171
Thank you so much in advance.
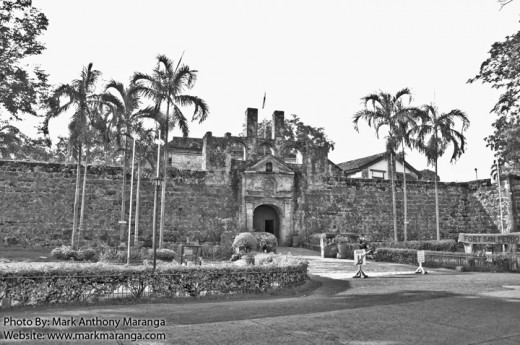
left=133, top=54, right=209, bottom=247
left=414, top=104, right=469, bottom=240
left=393, top=106, right=425, bottom=241
left=353, top=88, right=419, bottom=242
left=102, top=80, right=143, bottom=243
left=43, top=63, right=101, bottom=249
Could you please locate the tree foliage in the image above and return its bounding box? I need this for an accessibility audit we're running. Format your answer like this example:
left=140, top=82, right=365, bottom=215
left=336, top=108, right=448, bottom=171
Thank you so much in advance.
left=414, top=105, right=470, bottom=166
left=284, top=114, right=335, bottom=151
left=468, top=28, right=520, bottom=173
left=0, top=0, right=49, bottom=119
left=43, top=63, right=102, bottom=160
left=241, top=114, right=335, bottom=151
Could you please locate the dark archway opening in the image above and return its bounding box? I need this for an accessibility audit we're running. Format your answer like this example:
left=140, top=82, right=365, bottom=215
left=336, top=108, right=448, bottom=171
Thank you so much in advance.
left=253, top=205, right=280, bottom=239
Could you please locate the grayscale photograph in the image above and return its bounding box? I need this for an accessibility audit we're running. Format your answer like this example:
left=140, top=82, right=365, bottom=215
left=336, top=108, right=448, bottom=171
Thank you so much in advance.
left=1, top=0, right=520, bottom=344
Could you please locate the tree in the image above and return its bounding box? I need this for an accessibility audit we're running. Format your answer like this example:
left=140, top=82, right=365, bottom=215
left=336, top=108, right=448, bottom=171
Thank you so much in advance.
left=43, top=63, right=102, bottom=249
left=284, top=114, right=335, bottom=151
left=133, top=54, right=208, bottom=247
left=0, top=0, right=49, bottom=119
left=468, top=29, right=520, bottom=175
left=414, top=104, right=469, bottom=240
left=353, top=88, right=419, bottom=241
left=393, top=105, right=425, bottom=241
left=240, top=114, right=335, bottom=150
left=103, top=80, right=143, bottom=242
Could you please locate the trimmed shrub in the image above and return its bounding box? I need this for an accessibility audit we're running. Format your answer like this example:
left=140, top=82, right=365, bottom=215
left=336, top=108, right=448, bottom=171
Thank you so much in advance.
left=0, top=258, right=308, bottom=307
left=51, top=246, right=75, bottom=260
left=373, top=247, right=520, bottom=272
left=371, top=240, right=457, bottom=252
left=50, top=246, right=97, bottom=262
left=373, top=248, right=416, bottom=264
left=98, top=248, right=147, bottom=264
left=75, top=248, right=97, bottom=261
left=254, top=253, right=308, bottom=267
left=251, top=232, right=278, bottom=253
left=232, top=233, right=258, bottom=252
left=155, top=248, right=176, bottom=261
left=216, top=242, right=234, bottom=259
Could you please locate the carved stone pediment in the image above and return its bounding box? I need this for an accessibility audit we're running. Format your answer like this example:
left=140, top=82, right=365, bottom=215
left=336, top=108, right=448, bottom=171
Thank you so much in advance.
left=245, top=155, right=294, bottom=175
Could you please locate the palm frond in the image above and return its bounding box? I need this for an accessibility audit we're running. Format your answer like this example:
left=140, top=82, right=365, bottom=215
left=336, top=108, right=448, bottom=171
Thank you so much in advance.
left=172, top=104, right=189, bottom=137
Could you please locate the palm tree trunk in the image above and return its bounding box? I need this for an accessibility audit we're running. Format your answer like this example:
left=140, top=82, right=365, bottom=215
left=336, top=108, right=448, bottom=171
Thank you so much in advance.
left=119, top=135, right=128, bottom=243
left=402, top=144, right=408, bottom=242
left=434, top=158, right=440, bottom=241
left=72, top=143, right=82, bottom=249
left=78, top=143, right=89, bottom=249
left=134, top=162, right=141, bottom=244
left=390, top=152, right=398, bottom=241
left=159, top=101, right=170, bottom=248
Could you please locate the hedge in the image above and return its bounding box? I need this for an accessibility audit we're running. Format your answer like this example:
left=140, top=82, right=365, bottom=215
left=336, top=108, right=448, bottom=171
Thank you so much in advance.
left=374, top=248, right=520, bottom=272
left=371, top=240, right=458, bottom=252
left=373, top=248, right=417, bottom=265
left=0, top=257, right=308, bottom=308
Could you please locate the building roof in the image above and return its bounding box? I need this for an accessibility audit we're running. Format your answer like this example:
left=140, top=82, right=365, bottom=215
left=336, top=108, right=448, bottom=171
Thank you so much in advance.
left=337, top=152, right=387, bottom=173
left=337, top=152, right=422, bottom=178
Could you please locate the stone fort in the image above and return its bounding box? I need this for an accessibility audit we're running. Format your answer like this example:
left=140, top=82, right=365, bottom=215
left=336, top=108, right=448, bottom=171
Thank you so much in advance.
left=1, top=108, right=519, bottom=247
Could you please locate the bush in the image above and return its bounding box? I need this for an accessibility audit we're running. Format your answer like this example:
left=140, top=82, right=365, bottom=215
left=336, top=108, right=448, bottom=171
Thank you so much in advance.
left=98, top=248, right=147, bottom=264
left=251, top=232, right=278, bottom=253
left=373, top=248, right=416, bottom=264
left=335, top=233, right=360, bottom=243
left=0, top=258, right=308, bottom=307
left=4, top=236, right=19, bottom=246
left=77, top=247, right=97, bottom=261
left=254, top=253, right=308, bottom=267
left=51, top=246, right=74, bottom=260
left=155, top=248, right=176, bottom=261
left=51, top=246, right=97, bottom=262
left=216, top=243, right=234, bottom=259
left=370, top=240, right=457, bottom=252
left=232, top=233, right=258, bottom=252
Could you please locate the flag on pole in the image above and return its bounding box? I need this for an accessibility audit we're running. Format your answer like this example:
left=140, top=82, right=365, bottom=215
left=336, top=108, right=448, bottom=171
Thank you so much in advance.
left=262, top=92, right=266, bottom=109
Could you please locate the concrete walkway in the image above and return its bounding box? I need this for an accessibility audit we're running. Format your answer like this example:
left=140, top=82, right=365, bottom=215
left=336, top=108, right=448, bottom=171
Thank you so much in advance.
left=2, top=248, right=520, bottom=345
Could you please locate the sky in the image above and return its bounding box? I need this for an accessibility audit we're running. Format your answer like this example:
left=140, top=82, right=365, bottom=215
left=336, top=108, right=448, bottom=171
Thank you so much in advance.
left=17, top=0, right=520, bottom=182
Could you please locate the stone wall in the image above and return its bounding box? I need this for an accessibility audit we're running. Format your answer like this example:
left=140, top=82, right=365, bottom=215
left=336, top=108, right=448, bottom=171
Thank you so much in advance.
left=0, top=160, right=239, bottom=247
left=1, top=160, right=519, bottom=248
left=295, top=177, right=509, bottom=242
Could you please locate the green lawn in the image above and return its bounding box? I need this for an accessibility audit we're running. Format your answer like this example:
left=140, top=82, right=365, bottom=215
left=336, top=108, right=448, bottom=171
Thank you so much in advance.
left=0, top=244, right=54, bottom=262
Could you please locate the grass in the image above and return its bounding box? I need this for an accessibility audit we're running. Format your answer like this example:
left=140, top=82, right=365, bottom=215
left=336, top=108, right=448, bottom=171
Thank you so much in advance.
left=0, top=244, right=54, bottom=262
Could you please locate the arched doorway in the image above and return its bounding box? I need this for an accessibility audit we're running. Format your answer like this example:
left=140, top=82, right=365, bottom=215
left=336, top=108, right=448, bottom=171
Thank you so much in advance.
left=253, top=205, right=280, bottom=239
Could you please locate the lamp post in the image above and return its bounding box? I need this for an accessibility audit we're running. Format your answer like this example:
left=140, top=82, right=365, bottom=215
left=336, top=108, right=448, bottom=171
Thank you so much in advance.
left=151, top=129, right=163, bottom=272
left=126, top=137, right=136, bottom=265
left=151, top=177, right=163, bottom=271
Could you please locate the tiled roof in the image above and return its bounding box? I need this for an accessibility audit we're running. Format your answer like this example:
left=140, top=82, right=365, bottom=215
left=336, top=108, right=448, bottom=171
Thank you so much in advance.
left=337, top=152, right=387, bottom=172
left=337, top=152, right=422, bottom=178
